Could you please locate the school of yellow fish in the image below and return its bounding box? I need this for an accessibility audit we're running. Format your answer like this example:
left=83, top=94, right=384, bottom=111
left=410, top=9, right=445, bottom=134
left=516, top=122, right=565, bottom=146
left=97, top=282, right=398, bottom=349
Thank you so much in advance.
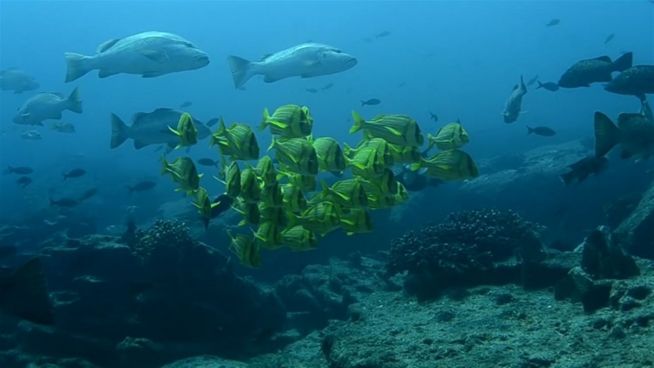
left=160, top=104, right=478, bottom=267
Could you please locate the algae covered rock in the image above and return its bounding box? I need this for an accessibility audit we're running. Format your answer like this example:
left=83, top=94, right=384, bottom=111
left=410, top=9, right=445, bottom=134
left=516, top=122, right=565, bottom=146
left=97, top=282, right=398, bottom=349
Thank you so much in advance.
left=614, top=179, right=654, bottom=259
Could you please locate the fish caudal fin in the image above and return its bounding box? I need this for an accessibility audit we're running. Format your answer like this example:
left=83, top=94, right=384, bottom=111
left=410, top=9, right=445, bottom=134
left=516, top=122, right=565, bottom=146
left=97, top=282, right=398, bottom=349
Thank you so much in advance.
left=64, top=52, right=93, bottom=83
left=110, top=113, right=130, bottom=149
left=350, top=111, right=365, bottom=134
left=527, top=126, right=534, bottom=135
left=612, top=52, right=633, bottom=73
left=226, top=55, right=254, bottom=89
left=594, top=112, right=621, bottom=158
left=2, top=258, right=54, bottom=325
left=67, top=87, right=83, bottom=113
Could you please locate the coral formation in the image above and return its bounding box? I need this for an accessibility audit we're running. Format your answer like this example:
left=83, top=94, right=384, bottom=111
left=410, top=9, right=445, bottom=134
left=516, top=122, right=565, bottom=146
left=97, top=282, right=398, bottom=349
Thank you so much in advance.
left=387, top=209, right=545, bottom=298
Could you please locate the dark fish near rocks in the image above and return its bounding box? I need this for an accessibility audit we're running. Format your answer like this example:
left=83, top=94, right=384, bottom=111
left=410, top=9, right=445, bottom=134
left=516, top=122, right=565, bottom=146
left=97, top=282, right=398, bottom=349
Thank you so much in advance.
left=50, top=197, right=79, bottom=208
left=16, top=176, right=32, bottom=188
left=604, top=65, right=654, bottom=98
left=502, top=76, right=527, bottom=123
left=429, top=112, right=438, bottom=122
left=63, top=168, right=86, bottom=180
left=361, top=98, right=381, bottom=106
left=558, top=52, right=632, bottom=88
left=0, top=258, right=54, bottom=325
left=4, top=166, right=33, bottom=175
left=78, top=188, right=98, bottom=202
left=560, top=156, right=608, bottom=185
left=536, top=81, right=559, bottom=91
left=128, top=180, right=156, bottom=193
left=527, top=126, right=557, bottom=136
left=594, top=109, right=654, bottom=160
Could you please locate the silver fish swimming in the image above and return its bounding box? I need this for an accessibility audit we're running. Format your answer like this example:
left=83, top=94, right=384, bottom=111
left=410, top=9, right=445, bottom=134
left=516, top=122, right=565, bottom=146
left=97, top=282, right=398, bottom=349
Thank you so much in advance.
left=64, top=31, right=210, bottom=82
left=503, top=76, right=527, bottom=123
left=110, top=108, right=212, bottom=149
left=226, top=43, right=357, bottom=89
left=13, top=88, right=82, bottom=126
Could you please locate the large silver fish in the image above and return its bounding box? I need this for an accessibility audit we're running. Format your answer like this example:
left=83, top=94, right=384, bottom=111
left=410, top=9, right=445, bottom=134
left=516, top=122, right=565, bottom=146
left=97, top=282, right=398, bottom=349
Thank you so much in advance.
left=13, top=88, right=82, bottom=126
left=226, top=43, right=357, bottom=89
left=110, top=108, right=214, bottom=149
left=502, top=76, right=527, bottom=124
left=0, top=68, right=39, bottom=94
left=64, top=31, right=210, bottom=82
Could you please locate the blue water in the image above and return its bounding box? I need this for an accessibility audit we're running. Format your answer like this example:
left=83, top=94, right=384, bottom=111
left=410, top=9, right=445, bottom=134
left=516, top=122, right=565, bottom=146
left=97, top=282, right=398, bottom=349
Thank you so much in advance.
left=0, top=0, right=652, bottom=244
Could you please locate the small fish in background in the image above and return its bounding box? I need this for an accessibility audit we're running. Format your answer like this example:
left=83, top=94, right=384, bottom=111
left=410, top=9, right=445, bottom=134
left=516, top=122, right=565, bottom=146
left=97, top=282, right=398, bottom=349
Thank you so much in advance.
left=4, top=166, right=33, bottom=175
left=560, top=156, right=608, bottom=185
left=0, top=258, right=54, bottom=325
left=305, top=88, right=318, bottom=93
left=50, top=121, right=76, bottom=133
left=536, top=81, right=559, bottom=91
left=526, top=75, right=539, bottom=86
left=546, top=18, right=560, bottom=27
left=127, top=180, right=157, bottom=193
left=558, top=52, right=632, bottom=88
left=13, top=88, right=82, bottom=126
left=0, top=68, right=39, bottom=94
left=179, top=101, right=193, bottom=108
left=78, top=187, right=98, bottom=202
left=604, top=33, right=615, bottom=45
left=375, top=30, right=391, bottom=38
left=429, top=112, right=439, bottom=122
left=361, top=98, right=381, bottom=106
left=321, top=83, right=334, bottom=90
left=527, top=126, right=557, bottom=136
left=21, top=130, right=42, bottom=140
left=397, top=81, right=407, bottom=88
left=197, top=158, right=219, bottom=167
left=16, top=176, right=32, bottom=188
left=502, top=75, right=527, bottom=124
left=49, top=197, right=79, bottom=208
left=63, top=168, right=86, bottom=180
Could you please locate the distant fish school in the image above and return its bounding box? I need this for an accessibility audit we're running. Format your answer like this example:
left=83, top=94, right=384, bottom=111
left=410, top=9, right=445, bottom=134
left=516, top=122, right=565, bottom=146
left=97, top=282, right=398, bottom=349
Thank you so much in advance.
left=158, top=104, right=478, bottom=267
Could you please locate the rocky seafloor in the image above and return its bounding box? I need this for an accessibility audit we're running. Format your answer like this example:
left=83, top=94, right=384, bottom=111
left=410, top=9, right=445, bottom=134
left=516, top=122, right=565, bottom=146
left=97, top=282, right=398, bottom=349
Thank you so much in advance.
left=2, top=140, right=654, bottom=368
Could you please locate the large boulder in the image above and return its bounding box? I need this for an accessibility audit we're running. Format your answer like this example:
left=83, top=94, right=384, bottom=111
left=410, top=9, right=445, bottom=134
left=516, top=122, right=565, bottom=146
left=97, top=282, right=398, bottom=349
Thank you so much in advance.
left=26, top=220, right=286, bottom=366
left=614, top=178, right=654, bottom=259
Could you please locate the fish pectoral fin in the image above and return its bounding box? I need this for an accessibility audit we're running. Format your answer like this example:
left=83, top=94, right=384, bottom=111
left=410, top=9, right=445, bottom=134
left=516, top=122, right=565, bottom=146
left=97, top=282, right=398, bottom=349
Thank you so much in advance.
left=98, top=69, right=119, bottom=78
left=264, top=74, right=284, bottom=83
left=167, top=126, right=180, bottom=136
left=141, top=49, right=168, bottom=63
left=268, top=120, right=289, bottom=129
left=133, top=140, right=148, bottom=149
left=142, top=71, right=166, bottom=78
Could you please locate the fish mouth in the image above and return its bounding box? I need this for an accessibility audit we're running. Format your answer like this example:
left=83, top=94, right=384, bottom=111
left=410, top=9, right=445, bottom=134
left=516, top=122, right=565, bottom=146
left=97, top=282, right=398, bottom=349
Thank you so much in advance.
left=346, top=58, right=358, bottom=67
